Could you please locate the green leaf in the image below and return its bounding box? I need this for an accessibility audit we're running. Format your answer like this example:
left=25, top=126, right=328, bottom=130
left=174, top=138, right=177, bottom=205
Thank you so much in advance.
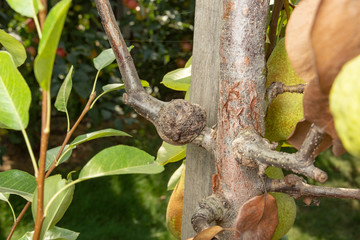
left=32, top=175, right=75, bottom=240
left=0, top=193, right=10, bottom=201
left=34, top=0, right=72, bottom=90
left=55, top=66, right=73, bottom=113
left=0, top=170, right=36, bottom=201
left=5, top=0, right=38, bottom=17
left=156, top=141, right=186, bottom=165
left=0, top=51, right=31, bottom=130
left=19, top=226, right=79, bottom=240
left=70, top=128, right=131, bottom=147
left=185, top=56, right=192, bottom=68
left=45, top=145, right=73, bottom=171
left=79, top=145, right=164, bottom=180
left=93, top=46, right=134, bottom=70
left=167, top=161, right=185, bottom=190
left=101, top=80, right=149, bottom=92
left=0, top=29, right=26, bottom=66
left=161, top=64, right=191, bottom=91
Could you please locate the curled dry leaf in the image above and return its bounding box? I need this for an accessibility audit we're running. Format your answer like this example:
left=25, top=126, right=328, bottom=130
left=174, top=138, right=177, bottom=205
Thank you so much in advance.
left=302, top=80, right=346, bottom=156
left=311, top=0, right=360, bottom=94
left=235, top=194, right=278, bottom=240
left=287, top=119, right=332, bottom=157
left=191, top=225, right=224, bottom=240
left=285, top=0, right=321, bottom=83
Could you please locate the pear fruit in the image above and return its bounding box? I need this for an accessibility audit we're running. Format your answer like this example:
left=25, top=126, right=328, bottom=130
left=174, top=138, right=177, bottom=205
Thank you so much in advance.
left=330, top=55, right=360, bottom=158
left=266, top=167, right=297, bottom=240
left=166, top=166, right=185, bottom=239
left=265, top=38, right=305, bottom=142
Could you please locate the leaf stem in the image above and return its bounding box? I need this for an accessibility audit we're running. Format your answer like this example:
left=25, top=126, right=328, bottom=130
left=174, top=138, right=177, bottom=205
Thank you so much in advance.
left=21, top=129, right=38, bottom=176
left=6, top=202, right=31, bottom=240
left=91, top=70, right=100, bottom=95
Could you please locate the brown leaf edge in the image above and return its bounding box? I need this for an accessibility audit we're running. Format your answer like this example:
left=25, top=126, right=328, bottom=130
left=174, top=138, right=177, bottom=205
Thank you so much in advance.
left=235, top=194, right=278, bottom=240
left=285, top=0, right=322, bottom=83
left=187, top=225, right=225, bottom=240
left=311, top=0, right=360, bottom=95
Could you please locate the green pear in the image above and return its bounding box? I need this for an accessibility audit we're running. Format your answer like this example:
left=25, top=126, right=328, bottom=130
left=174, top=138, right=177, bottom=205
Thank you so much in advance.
left=266, top=167, right=297, bottom=240
left=265, top=39, right=305, bottom=142
left=166, top=166, right=185, bottom=239
left=330, top=55, right=360, bottom=158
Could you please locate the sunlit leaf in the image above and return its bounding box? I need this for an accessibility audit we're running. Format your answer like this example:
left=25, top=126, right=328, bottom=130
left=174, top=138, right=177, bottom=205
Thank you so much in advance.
left=93, top=46, right=134, bottom=70
left=0, top=170, right=36, bottom=201
left=55, top=66, right=73, bottom=113
left=79, top=145, right=164, bottom=180
left=102, top=80, right=149, bottom=92
left=0, top=51, right=31, bottom=130
left=5, top=0, right=38, bottom=17
left=69, top=128, right=131, bottom=147
left=34, top=0, right=72, bottom=90
left=0, top=29, right=26, bottom=66
left=161, top=65, right=191, bottom=91
left=167, top=161, right=185, bottom=190
left=19, top=226, right=79, bottom=240
left=156, top=141, right=186, bottom=165
left=32, top=175, right=75, bottom=240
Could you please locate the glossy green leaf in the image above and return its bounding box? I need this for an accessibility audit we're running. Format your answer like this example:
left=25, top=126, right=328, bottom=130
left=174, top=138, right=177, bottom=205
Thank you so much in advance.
left=185, top=56, right=192, bottom=68
left=34, top=0, right=72, bottom=90
left=93, top=46, right=134, bottom=70
left=45, top=145, right=73, bottom=171
left=5, top=0, right=38, bottom=17
left=55, top=66, right=73, bottom=113
left=19, top=226, right=79, bottom=240
left=70, top=128, right=131, bottom=147
left=0, top=29, right=26, bottom=66
left=0, top=170, right=36, bottom=201
left=102, top=80, right=149, bottom=92
left=156, top=141, right=186, bottom=165
left=0, top=51, right=31, bottom=130
left=167, top=161, right=185, bottom=190
left=79, top=145, right=164, bottom=180
left=161, top=65, right=191, bottom=91
left=32, top=175, right=75, bottom=240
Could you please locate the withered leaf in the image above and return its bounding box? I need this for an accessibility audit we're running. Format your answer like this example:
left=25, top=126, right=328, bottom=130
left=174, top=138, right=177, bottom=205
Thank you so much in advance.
left=192, top=225, right=224, bottom=240
left=287, top=119, right=332, bottom=156
left=285, top=0, right=321, bottom=83
left=311, top=0, right=360, bottom=94
left=235, top=194, right=278, bottom=240
left=303, top=80, right=337, bottom=139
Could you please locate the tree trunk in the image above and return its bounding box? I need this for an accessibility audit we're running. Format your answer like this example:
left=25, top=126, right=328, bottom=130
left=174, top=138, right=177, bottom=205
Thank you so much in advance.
left=183, top=0, right=269, bottom=239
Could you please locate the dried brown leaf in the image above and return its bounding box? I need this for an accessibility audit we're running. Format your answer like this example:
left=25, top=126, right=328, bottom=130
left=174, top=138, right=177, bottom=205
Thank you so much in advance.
left=311, top=0, right=360, bottom=94
left=303, top=80, right=337, bottom=138
left=285, top=0, right=321, bottom=83
left=192, top=226, right=224, bottom=240
left=236, top=194, right=278, bottom=240
left=287, top=119, right=332, bottom=156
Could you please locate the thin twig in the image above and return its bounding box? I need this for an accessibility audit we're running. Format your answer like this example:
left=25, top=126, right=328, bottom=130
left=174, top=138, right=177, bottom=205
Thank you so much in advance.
left=6, top=93, right=97, bottom=240
left=297, top=124, right=324, bottom=164
left=266, top=82, right=306, bottom=106
left=266, top=0, right=283, bottom=61
left=266, top=174, right=360, bottom=200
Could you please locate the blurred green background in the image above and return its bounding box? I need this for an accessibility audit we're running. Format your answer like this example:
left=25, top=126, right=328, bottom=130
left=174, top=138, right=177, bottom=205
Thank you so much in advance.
left=0, top=0, right=359, bottom=239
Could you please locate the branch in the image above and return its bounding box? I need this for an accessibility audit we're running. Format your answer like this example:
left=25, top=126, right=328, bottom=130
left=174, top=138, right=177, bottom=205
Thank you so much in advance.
left=266, top=174, right=360, bottom=200
left=266, top=82, right=306, bottom=106
left=266, top=0, right=284, bottom=61
left=191, top=194, right=233, bottom=239
left=95, top=0, right=210, bottom=146
left=232, top=128, right=328, bottom=183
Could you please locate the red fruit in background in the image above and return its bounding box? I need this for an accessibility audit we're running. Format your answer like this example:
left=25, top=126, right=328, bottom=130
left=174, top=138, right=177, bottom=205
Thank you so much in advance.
left=180, top=42, right=192, bottom=52
left=26, top=46, right=36, bottom=57
left=32, top=37, right=39, bottom=45
left=56, top=47, right=66, bottom=58
left=176, top=58, right=186, bottom=68
left=25, top=18, right=36, bottom=32
left=123, top=0, right=138, bottom=10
